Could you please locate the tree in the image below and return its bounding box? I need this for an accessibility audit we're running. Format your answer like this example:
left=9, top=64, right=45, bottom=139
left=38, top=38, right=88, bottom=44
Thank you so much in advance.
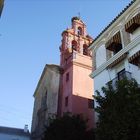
left=94, top=78, right=140, bottom=140
left=42, top=113, right=95, bottom=140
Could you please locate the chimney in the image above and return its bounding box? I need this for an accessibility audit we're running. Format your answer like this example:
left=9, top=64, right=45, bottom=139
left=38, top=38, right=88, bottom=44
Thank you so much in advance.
left=24, top=124, right=28, bottom=133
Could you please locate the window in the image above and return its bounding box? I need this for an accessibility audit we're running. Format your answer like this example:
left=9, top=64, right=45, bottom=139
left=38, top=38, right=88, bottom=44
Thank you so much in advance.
left=83, top=44, right=88, bottom=56
left=113, top=44, right=122, bottom=55
left=117, top=69, right=125, bottom=80
left=77, top=26, right=82, bottom=36
left=72, top=45, right=76, bottom=51
left=72, top=40, right=77, bottom=52
left=106, top=32, right=122, bottom=55
left=65, top=96, right=69, bottom=107
left=66, top=72, right=69, bottom=82
left=88, top=99, right=94, bottom=109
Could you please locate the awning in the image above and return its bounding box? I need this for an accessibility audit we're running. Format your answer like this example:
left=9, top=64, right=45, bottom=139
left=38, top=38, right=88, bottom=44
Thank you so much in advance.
left=125, top=13, right=140, bottom=33
left=105, top=32, right=122, bottom=51
left=128, top=50, right=140, bottom=66
left=107, top=52, right=128, bottom=68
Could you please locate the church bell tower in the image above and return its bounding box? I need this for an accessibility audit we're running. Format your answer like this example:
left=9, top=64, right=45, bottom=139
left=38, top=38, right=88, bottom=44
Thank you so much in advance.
left=59, top=17, right=94, bottom=129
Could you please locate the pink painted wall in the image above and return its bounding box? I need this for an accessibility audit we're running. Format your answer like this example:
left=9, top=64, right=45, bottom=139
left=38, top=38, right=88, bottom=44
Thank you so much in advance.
left=72, top=55, right=94, bottom=129
left=59, top=54, right=95, bottom=129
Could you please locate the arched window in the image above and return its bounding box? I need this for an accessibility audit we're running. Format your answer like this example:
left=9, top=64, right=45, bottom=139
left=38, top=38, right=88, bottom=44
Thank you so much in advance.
left=83, top=44, right=88, bottom=56
left=72, top=40, right=77, bottom=52
left=77, top=26, right=82, bottom=36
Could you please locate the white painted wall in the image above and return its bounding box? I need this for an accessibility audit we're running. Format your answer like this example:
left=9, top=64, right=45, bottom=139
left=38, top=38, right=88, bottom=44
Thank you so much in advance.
left=129, top=43, right=140, bottom=56
left=127, top=43, right=140, bottom=84
left=96, top=45, right=106, bottom=68
left=130, top=27, right=140, bottom=40
left=94, top=69, right=111, bottom=124
left=31, top=65, right=60, bottom=133
left=130, top=64, right=140, bottom=84
left=94, top=70, right=110, bottom=97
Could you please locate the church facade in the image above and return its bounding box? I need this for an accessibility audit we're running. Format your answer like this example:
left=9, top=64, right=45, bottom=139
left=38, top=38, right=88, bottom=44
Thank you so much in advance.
left=31, top=17, right=95, bottom=140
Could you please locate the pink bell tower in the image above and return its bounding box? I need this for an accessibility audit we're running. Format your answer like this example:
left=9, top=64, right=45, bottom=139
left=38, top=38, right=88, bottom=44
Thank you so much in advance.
left=59, top=17, right=94, bottom=129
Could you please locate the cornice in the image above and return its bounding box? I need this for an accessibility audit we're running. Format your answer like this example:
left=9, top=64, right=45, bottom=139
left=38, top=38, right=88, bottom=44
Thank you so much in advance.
left=68, top=31, right=93, bottom=42
left=89, top=0, right=138, bottom=50
left=73, top=61, right=92, bottom=70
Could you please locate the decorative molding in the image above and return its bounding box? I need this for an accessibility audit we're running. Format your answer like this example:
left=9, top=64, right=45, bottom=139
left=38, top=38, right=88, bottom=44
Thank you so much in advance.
left=125, top=7, right=140, bottom=22
left=89, top=0, right=139, bottom=50
left=73, top=61, right=92, bottom=70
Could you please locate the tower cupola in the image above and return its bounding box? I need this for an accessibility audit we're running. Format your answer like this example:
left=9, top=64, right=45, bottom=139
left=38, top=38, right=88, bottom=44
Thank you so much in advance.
left=60, top=17, right=93, bottom=67
left=71, top=16, right=86, bottom=37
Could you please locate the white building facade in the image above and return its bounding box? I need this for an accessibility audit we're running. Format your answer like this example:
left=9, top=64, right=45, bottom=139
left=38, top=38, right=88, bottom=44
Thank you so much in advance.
left=89, top=0, right=140, bottom=121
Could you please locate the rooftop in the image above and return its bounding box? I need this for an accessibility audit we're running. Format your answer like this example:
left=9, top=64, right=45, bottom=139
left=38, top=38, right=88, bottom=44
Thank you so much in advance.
left=91, top=0, right=136, bottom=45
left=0, top=126, right=30, bottom=137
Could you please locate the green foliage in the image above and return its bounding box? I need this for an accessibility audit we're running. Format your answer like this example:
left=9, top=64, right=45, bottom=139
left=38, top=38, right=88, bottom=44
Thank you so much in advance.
left=42, top=113, right=95, bottom=140
left=94, top=78, right=140, bottom=140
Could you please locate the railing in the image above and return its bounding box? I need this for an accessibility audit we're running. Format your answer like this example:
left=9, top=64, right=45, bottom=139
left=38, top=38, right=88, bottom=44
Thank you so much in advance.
left=107, top=71, right=132, bottom=88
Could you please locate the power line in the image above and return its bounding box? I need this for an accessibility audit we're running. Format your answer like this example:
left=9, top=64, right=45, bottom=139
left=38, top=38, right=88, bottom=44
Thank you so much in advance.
left=0, top=103, right=32, bottom=116
left=0, top=108, right=31, bottom=120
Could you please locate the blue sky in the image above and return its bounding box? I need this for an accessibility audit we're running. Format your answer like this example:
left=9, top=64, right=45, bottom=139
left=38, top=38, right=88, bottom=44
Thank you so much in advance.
left=0, top=0, right=131, bottom=131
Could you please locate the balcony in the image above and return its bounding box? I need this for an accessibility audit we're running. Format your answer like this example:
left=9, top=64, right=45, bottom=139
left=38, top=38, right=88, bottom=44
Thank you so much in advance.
left=107, top=71, right=132, bottom=88
left=106, top=32, right=122, bottom=53
left=107, top=52, right=128, bottom=68
left=125, top=13, right=140, bottom=33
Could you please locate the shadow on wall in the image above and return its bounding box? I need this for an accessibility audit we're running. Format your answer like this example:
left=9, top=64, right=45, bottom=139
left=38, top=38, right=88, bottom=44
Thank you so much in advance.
left=65, top=95, right=95, bottom=129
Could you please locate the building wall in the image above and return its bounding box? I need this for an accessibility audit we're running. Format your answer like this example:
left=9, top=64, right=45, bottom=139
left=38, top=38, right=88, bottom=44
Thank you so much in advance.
left=96, top=44, right=106, bottom=68
left=130, top=27, right=140, bottom=40
left=0, top=133, right=30, bottom=140
left=93, top=35, right=140, bottom=93
left=31, top=65, right=60, bottom=140
left=90, top=0, right=140, bottom=111
left=73, top=54, right=92, bottom=99
left=61, top=66, right=73, bottom=113
left=72, top=54, right=94, bottom=128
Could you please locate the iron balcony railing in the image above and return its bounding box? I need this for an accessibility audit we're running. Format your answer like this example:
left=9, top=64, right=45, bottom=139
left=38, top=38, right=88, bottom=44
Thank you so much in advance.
left=107, top=71, right=132, bottom=88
